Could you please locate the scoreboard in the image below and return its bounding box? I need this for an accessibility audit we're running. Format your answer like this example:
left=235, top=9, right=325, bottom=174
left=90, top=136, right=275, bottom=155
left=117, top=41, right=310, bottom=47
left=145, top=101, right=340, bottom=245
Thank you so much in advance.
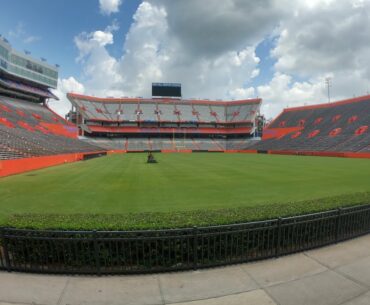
left=152, top=83, right=181, bottom=98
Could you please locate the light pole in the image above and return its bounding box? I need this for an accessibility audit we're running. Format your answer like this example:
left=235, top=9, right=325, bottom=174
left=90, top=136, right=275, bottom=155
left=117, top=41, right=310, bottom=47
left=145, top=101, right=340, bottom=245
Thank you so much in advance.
left=325, top=77, right=332, bottom=103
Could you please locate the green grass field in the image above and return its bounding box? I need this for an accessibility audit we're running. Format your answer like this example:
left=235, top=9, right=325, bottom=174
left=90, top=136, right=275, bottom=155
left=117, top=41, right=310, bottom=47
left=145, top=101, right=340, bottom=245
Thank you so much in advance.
left=1, top=153, right=370, bottom=230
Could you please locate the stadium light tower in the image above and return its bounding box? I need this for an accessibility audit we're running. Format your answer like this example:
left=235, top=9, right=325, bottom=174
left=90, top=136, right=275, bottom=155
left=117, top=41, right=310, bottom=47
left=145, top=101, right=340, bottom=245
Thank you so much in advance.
left=325, top=77, right=332, bottom=103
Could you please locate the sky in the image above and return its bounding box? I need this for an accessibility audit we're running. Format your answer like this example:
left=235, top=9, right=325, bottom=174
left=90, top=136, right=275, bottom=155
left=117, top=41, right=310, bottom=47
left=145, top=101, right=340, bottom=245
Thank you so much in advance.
left=1, top=0, right=370, bottom=119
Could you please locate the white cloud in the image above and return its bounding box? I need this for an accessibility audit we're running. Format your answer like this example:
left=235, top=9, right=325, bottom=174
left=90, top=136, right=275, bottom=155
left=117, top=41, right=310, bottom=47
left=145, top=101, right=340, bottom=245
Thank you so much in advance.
left=229, top=87, right=256, bottom=100
left=74, top=23, right=122, bottom=97
left=74, top=30, right=114, bottom=60
left=257, top=73, right=328, bottom=119
left=49, top=77, right=85, bottom=117
left=156, top=0, right=289, bottom=57
left=8, top=22, right=41, bottom=44
left=257, top=70, right=370, bottom=119
left=73, top=1, right=283, bottom=101
left=99, top=0, right=122, bottom=15
left=115, top=2, right=264, bottom=99
left=23, top=36, right=41, bottom=44
left=273, top=0, right=370, bottom=77
left=8, top=22, right=25, bottom=38
left=92, top=31, right=113, bottom=46
left=53, top=0, right=370, bottom=120
left=258, top=0, right=370, bottom=118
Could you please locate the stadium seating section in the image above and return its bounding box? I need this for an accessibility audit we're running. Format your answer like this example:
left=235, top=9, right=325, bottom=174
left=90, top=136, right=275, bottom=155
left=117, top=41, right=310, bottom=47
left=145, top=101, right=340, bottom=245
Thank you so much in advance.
left=66, top=94, right=262, bottom=152
left=2, top=92, right=368, bottom=163
left=64, top=94, right=262, bottom=152
left=68, top=94, right=261, bottom=124
left=252, top=96, right=370, bottom=153
left=0, top=97, right=101, bottom=160
left=83, top=137, right=259, bottom=152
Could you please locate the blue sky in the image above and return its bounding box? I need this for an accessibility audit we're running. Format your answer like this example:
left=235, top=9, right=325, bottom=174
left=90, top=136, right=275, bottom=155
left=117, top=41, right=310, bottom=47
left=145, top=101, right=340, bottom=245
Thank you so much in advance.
left=1, top=0, right=370, bottom=118
left=0, top=0, right=141, bottom=78
left=0, top=0, right=276, bottom=86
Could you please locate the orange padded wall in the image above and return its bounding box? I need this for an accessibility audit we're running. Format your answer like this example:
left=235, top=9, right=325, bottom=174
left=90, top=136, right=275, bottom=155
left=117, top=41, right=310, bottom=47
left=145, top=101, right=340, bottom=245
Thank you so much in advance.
left=0, top=153, right=84, bottom=177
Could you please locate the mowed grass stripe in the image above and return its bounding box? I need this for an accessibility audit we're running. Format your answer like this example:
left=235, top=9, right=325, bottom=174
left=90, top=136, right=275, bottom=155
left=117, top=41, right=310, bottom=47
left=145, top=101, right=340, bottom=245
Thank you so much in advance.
left=0, top=153, right=370, bottom=229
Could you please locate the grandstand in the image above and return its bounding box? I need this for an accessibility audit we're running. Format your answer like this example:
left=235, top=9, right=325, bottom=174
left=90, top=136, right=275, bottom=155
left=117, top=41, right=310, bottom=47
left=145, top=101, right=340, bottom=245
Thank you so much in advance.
left=0, top=38, right=103, bottom=173
left=0, top=33, right=370, bottom=278
left=0, top=97, right=101, bottom=160
left=1, top=32, right=370, bottom=179
left=67, top=93, right=262, bottom=151
left=251, top=95, right=370, bottom=154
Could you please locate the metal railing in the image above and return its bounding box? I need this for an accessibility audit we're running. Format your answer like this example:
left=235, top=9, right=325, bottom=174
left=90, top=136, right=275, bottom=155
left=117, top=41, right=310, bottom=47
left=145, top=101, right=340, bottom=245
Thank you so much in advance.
left=0, top=204, right=369, bottom=274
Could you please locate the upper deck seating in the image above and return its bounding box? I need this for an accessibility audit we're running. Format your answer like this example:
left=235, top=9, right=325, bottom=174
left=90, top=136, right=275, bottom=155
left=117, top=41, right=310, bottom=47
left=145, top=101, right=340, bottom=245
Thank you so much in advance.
left=176, top=104, right=198, bottom=122
left=194, top=105, right=214, bottom=122
left=68, top=94, right=261, bottom=125
left=140, top=103, right=157, bottom=121
left=157, top=103, right=177, bottom=122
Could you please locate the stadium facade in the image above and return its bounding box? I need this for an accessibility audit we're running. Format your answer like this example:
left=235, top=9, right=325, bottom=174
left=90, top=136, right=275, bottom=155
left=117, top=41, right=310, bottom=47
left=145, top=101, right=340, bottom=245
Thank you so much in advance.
left=67, top=93, right=262, bottom=151
left=0, top=38, right=58, bottom=98
left=0, top=37, right=103, bottom=176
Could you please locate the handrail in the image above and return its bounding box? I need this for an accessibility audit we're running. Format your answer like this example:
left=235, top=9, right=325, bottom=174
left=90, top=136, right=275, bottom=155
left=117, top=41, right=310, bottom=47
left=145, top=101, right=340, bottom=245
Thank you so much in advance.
left=0, top=204, right=369, bottom=274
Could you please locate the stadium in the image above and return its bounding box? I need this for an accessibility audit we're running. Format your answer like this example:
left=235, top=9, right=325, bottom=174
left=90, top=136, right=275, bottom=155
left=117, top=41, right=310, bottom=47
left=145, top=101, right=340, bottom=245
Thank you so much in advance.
left=0, top=35, right=370, bottom=275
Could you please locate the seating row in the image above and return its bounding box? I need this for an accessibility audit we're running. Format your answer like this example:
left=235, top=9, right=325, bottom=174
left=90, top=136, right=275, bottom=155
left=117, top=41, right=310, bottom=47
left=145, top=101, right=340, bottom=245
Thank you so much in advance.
left=68, top=95, right=261, bottom=123
left=0, top=97, right=102, bottom=159
left=253, top=96, right=370, bottom=153
left=83, top=137, right=257, bottom=152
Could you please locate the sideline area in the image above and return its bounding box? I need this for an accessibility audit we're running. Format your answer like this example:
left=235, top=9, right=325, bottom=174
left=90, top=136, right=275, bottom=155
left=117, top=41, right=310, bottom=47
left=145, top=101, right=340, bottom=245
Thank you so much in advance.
left=0, top=234, right=369, bottom=305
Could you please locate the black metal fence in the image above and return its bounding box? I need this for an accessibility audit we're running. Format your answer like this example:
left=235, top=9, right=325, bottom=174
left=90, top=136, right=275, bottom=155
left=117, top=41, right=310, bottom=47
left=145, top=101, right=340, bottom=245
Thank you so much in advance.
left=0, top=204, right=369, bottom=274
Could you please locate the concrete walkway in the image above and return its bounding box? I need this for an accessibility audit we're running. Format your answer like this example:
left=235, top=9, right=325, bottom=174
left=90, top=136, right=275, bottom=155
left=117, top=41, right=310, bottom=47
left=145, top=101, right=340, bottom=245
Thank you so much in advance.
left=0, top=234, right=369, bottom=305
